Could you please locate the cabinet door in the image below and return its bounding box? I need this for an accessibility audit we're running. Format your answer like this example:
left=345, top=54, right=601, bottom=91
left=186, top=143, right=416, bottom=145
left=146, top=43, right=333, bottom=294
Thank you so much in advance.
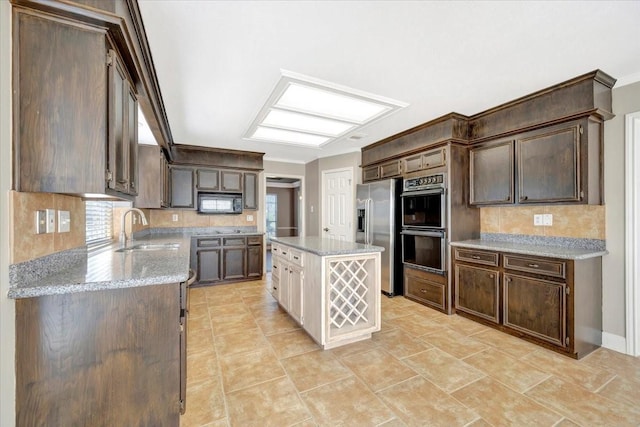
left=470, top=141, right=514, bottom=205
left=15, top=11, right=107, bottom=194
left=161, top=150, right=170, bottom=208
left=380, top=160, right=401, bottom=178
left=221, top=171, right=242, bottom=191
left=363, top=165, right=380, bottom=182
left=170, top=167, right=195, bottom=208
left=454, top=264, right=500, bottom=323
left=197, top=169, right=219, bottom=191
left=243, top=173, right=258, bottom=210
left=135, top=145, right=161, bottom=209
left=197, top=248, right=221, bottom=283
left=247, top=244, right=263, bottom=278
left=503, top=273, right=567, bottom=347
left=289, top=266, right=303, bottom=324
left=127, top=85, right=138, bottom=196
left=403, top=154, right=423, bottom=173
left=422, top=148, right=445, bottom=170
left=107, top=50, right=128, bottom=194
left=222, top=248, right=246, bottom=280
left=517, top=124, right=581, bottom=203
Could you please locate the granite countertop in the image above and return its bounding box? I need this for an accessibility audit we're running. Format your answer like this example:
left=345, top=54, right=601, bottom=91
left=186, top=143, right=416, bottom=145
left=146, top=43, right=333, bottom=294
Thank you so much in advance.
left=450, top=239, right=607, bottom=260
left=8, top=234, right=193, bottom=299
left=270, top=236, right=384, bottom=256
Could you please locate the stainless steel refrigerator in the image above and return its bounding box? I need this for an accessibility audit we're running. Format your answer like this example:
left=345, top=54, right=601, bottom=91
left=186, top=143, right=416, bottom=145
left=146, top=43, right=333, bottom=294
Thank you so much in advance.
left=356, top=179, right=403, bottom=296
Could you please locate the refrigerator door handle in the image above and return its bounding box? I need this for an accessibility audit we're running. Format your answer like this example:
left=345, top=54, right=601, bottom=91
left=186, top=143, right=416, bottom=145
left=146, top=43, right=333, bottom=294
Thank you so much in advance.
left=367, top=198, right=373, bottom=245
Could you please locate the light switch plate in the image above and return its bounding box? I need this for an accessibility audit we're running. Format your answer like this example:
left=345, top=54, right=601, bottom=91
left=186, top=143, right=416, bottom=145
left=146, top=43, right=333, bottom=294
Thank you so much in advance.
left=58, top=210, right=71, bottom=233
left=533, top=214, right=544, bottom=226
left=35, top=210, right=47, bottom=234
left=543, top=214, right=553, bottom=226
left=45, top=209, right=56, bottom=233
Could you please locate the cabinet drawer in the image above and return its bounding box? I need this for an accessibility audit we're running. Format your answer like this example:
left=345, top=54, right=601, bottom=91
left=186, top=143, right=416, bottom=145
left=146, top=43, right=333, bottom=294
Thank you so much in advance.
left=197, top=238, right=221, bottom=247
left=404, top=269, right=446, bottom=312
left=247, top=235, right=262, bottom=245
left=271, top=244, right=281, bottom=256
left=223, top=237, right=246, bottom=247
left=289, top=249, right=304, bottom=266
left=422, top=148, right=445, bottom=170
left=504, top=255, right=565, bottom=279
left=454, top=248, right=499, bottom=266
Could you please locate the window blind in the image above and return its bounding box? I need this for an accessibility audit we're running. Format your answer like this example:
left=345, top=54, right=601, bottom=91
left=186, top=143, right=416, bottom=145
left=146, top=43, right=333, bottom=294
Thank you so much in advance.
left=85, top=201, right=113, bottom=247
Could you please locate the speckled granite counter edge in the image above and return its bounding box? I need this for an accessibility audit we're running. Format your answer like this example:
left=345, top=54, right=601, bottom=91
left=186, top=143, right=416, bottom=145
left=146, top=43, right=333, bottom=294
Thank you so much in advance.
left=9, top=246, right=88, bottom=285
left=451, top=234, right=607, bottom=260
left=133, top=226, right=261, bottom=238
left=270, top=237, right=384, bottom=256
left=480, top=233, right=606, bottom=251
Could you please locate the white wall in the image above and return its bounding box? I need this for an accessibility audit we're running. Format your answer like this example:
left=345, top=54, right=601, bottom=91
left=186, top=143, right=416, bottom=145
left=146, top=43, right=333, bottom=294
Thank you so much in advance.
left=603, top=80, right=640, bottom=346
left=0, top=0, right=15, bottom=424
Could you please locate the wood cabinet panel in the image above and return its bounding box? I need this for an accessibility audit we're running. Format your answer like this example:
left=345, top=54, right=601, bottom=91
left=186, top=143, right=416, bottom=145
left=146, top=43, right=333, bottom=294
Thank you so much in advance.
left=14, top=11, right=107, bottom=195
left=503, top=273, right=566, bottom=347
left=247, top=244, right=263, bottom=278
left=197, top=169, right=219, bottom=191
left=197, top=248, right=222, bottom=283
left=243, top=172, right=258, bottom=210
left=135, top=145, right=162, bottom=208
left=363, top=165, right=380, bottom=182
left=16, top=285, right=181, bottom=426
left=404, top=267, right=446, bottom=312
left=454, top=248, right=499, bottom=266
left=170, top=167, right=195, bottom=208
left=221, top=171, right=242, bottom=191
left=380, top=160, right=401, bottom=178
left=223, top=248, right=246, bottom=281
left=470, top=141, right=514, bottom=205
left=454, top=264, right=500, bottom=323
left=517, top=123, right=581, bottom=203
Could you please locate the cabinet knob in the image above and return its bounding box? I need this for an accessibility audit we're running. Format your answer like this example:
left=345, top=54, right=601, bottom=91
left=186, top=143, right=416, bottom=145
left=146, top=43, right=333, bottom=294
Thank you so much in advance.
left=528, top=263, right=539, bottom=268
left=471, top=255, right=481, bottom=260
left=323, top=228, right=329, bottom=232
left=521, top=196, right=528, bottom=201
left=489, top=274, right=494, bottom=278
left=420, top=289, right=427, bottom=293
left=505, top=195, right=511, bottom=201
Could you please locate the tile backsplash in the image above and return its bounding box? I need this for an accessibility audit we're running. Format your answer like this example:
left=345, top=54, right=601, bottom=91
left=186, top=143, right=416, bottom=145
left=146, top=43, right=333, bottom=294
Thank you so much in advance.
left=10, top=191, right=85, bottom=264
left=148, top=209, right=257, bottom=228
left=480, top=205, right=605, bottom=240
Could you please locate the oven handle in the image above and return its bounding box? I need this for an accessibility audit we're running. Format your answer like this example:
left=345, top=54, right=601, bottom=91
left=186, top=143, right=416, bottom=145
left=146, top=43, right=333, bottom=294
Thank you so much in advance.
left=400, top=188, right=445, bottom=197
left=400, top=229, right=446, bottom=238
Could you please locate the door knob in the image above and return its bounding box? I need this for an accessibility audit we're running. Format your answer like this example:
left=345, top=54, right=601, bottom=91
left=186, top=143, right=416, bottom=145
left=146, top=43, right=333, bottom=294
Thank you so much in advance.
left=323, top=228, right=329, bottom=232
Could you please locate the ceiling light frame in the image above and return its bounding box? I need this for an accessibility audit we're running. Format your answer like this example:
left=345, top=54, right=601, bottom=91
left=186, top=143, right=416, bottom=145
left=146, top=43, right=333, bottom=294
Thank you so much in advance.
left=243, top=70, right=408, bottom=148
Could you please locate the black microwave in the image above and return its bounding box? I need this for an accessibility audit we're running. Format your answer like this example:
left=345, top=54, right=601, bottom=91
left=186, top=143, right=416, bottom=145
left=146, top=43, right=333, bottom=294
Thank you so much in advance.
left=197, top=192, right=242, bottom=214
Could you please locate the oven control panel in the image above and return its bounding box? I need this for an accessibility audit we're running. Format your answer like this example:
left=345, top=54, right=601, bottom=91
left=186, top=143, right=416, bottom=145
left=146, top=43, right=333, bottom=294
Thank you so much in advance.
left=403, top=173, right=445, bottom=191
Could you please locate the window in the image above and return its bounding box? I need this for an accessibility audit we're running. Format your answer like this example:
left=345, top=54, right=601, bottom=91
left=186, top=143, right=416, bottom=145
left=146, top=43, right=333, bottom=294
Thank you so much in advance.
left=265, top=194, right=277, bottom=240
left=85, top=201, right=113, bottom=248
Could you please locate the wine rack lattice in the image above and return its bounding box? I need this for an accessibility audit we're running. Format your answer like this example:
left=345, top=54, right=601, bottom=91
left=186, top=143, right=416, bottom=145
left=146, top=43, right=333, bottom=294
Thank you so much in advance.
left=328, top=259, right=370, bottom=329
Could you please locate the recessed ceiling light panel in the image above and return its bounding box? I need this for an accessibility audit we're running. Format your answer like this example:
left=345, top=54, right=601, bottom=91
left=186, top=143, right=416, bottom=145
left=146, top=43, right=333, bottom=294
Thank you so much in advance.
left=243, top=70, right=408, bottom=148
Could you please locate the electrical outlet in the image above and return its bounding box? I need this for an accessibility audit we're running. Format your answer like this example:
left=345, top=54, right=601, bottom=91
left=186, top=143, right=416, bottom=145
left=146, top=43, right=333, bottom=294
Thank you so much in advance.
left=35, top=210, right=47, bottom=234
left=172, top=214, right=179, bottom=222
left=533, top=214, right=544, bottom=226
left=246, top=214, right=254, bottom=222
left=543, top=214, right=553, bottom=226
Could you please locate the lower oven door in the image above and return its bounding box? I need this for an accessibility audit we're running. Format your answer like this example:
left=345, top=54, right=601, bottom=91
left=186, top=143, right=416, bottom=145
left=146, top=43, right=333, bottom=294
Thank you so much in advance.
left=401, top=229, right=446, bottom=274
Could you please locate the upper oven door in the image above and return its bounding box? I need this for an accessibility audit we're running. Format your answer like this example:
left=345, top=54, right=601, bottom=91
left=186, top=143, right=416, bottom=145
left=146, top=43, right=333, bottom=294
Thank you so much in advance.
left=401, top=188, right=445, bottom=228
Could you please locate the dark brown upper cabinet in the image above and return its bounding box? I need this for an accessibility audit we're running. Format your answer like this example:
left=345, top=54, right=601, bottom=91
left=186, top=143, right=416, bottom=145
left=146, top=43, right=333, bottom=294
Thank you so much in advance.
left=169, top=167, right=195, bottom=209
left=134, top=145, right=163, bottom=209
left=470, top=119, right=599, bottom=206
left=106, top=47, right=138, bottom=197
left=13, top=10, right=108, bottom=195
left=517, top=122, right=581, bottom=203
left=196, top=169, right=220, bottom=191
left=470, top=141, right=514, bottom=206
left=243, top=172, right=258, bottom=210
left=221, top=171, right=242, bottom=192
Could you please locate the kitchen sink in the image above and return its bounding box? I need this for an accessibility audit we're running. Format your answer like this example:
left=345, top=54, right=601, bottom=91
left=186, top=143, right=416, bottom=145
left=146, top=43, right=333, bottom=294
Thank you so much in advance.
left=115, top=242, right=180, bottom=252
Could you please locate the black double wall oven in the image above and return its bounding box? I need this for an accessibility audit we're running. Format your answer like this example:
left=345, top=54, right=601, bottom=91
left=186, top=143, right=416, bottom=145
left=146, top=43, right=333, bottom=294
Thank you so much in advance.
left=400, top=173, right=447, bottom=274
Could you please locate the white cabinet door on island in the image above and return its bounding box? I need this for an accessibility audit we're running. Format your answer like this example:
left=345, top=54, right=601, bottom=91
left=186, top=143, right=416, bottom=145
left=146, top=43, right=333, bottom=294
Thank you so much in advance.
left=271, top=237, right=383, bottom=349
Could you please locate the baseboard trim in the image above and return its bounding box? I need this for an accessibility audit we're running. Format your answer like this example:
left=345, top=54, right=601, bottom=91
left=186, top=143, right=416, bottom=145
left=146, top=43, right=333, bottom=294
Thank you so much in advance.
left=602, top=332, right=627, bottom=354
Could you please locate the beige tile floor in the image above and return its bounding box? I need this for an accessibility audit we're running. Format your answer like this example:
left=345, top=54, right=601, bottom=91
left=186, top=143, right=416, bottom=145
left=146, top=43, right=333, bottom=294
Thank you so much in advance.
left=181, top=276, right=640, bottom=427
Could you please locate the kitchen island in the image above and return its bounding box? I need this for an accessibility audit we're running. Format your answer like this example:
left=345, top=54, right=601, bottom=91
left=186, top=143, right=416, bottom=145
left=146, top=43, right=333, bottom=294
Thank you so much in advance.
left=270, top=236, right=384, bottom=349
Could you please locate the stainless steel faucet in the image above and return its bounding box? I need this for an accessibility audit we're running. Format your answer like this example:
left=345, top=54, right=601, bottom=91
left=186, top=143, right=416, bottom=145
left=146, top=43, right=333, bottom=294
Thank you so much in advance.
left=120, top=208, right=148, bottom=244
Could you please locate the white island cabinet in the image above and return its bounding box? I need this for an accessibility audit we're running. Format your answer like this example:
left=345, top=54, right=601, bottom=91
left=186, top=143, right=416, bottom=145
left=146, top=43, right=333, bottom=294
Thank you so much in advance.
left=270, top=237, right=384, bottom=349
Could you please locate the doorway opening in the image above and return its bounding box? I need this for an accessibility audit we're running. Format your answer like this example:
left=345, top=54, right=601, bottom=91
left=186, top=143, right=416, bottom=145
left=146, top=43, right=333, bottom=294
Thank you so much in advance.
left=626, top=111, right=640, bottom=356
left=265, top=176, right=303, bottom=272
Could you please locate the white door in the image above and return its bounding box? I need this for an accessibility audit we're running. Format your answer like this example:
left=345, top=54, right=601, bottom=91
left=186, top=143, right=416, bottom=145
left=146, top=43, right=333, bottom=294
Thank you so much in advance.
left=322, top=168, right=353, bottom=241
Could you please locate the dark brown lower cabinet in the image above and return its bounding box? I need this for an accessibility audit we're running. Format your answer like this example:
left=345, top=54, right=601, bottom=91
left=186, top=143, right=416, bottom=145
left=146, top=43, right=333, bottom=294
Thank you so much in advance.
left=454, top=264, right=500, bottom=324
left=404, top=267, right=448, bottom=313
left=16, top=284, right=183, bottom=426
left=452, top=246, right=602, bottom=359
left=192, top=234, right=263, bottom=285
left=503, top=273, right=566, bottom=347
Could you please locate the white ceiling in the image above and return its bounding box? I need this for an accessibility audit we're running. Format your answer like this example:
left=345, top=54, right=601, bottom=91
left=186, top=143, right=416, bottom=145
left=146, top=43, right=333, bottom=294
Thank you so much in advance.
left=138, top=1, right=640, bottom=164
